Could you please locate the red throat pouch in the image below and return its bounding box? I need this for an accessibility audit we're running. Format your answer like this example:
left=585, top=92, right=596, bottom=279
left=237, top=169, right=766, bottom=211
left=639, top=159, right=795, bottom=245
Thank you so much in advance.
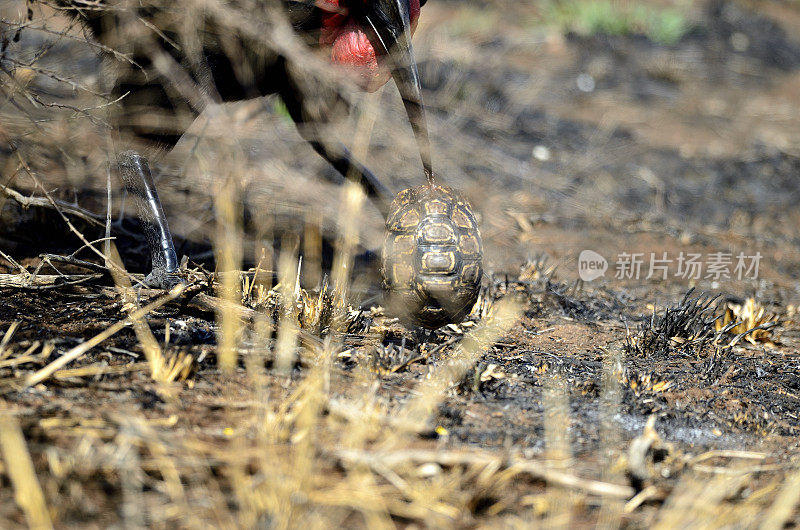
left=318, top=1, right=421, bottom=91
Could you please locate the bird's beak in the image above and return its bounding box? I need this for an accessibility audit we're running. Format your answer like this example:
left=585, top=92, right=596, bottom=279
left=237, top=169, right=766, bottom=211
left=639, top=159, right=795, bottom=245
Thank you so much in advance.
left=360, top=0, right=432, bottom=178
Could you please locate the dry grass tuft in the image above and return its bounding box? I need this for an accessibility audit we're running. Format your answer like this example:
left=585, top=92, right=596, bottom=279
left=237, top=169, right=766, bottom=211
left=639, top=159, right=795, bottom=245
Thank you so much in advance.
left=716, top=298, right=780, bottom=347
left=632, top=289, right=719, bottom=355
left=620, top=370, right=673, bottom=396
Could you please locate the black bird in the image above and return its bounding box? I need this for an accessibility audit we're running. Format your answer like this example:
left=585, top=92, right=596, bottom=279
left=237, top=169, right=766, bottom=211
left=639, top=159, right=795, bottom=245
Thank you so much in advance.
left=47, top=0, right=431, bottom=286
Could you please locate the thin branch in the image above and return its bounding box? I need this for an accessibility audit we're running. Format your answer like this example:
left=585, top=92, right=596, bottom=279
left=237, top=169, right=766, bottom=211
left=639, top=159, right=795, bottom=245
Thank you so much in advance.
left=1, top=183, right=103, bottom=226
left=0, top=19, right=139, bottom=67
left=14, top=152, right=148, bottom=288
left=0, top=272, right=102, bottom=289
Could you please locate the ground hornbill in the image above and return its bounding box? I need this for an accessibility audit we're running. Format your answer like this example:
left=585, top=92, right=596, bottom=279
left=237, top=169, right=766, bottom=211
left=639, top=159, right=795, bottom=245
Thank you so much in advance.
left=42, top=0, right=434, bottom=289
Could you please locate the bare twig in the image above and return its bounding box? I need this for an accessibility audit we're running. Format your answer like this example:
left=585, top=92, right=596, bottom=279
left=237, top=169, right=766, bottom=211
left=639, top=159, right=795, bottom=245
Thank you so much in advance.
left=15, top=153, right=145, bottom=287
left=39, top=254, right=109, bottom=274
left=0, top=272, right=102, bottom=289
left=1, top=183, right=103, bottom=226
left=0, top=18, right=139, bottom=66
left=0, top=250, right=28, bottom=274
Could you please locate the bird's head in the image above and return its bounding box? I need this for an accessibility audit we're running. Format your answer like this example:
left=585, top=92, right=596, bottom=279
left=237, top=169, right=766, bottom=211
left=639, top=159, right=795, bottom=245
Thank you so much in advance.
left=317, top=0, right=432, bottom=175
left=317, top=0, right=421, bottom=91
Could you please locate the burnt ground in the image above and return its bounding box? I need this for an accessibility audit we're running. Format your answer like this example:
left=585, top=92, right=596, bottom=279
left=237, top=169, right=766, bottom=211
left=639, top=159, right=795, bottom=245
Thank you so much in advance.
left=1, top=0, right=800, bottom=527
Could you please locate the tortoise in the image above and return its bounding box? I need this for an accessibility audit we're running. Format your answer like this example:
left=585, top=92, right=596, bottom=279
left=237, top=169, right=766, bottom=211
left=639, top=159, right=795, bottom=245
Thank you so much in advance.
left=382, top=184, right=483, bottom=329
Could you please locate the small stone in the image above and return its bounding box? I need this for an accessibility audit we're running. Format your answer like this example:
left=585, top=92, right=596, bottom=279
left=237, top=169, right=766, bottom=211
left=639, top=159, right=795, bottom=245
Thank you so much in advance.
left=730, top=32, right=749, bottom=52
left=576, top=73, right=596, bottom=93
left=532, top=145, right=551, bottom=162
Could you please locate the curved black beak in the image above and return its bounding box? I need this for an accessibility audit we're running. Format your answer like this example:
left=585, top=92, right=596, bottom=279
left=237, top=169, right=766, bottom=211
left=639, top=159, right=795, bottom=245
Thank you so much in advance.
left=358, top=0, right=433, bottom=181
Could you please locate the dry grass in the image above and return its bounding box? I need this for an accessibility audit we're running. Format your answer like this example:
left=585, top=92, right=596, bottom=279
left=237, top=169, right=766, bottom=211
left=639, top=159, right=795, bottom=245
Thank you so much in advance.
left=0, top=0, right=799, bottom=527
left=0, top=214, right=796, bottom=526
left=0, top=405, right=52, bottom=529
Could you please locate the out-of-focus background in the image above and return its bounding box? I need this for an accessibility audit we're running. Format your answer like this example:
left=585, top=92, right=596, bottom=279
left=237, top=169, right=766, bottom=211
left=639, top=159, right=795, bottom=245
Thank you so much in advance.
left=4, top=0, right=800, bottom=296
left=2, top=0, right=800, bottom=527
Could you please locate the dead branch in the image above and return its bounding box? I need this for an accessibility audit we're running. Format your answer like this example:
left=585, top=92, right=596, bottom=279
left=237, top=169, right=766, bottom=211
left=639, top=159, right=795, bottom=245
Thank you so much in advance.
left=0, top=18, right=139, bottom=66
left=1, top=183, right=103, bottom=226
left=0, top=272, right=101, bottom=289
left=14, top=152, right=146, bottom=287
left=39, top=253, right=109, bottom=274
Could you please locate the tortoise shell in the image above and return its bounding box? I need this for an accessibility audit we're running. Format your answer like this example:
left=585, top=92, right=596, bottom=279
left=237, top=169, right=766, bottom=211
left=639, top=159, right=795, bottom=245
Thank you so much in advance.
left=382, top=184, right=483, bottom=329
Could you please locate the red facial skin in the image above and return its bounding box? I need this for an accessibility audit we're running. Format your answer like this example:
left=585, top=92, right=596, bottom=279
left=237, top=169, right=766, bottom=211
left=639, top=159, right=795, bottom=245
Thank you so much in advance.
left=316, top=0, right=421, bottom=92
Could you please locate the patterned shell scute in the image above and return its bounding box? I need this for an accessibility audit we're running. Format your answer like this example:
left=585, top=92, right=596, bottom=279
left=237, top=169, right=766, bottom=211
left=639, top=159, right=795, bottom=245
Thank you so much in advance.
left=382, top=184, right=483, bottom=329
left=419, top=250, right=457, bottom=274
